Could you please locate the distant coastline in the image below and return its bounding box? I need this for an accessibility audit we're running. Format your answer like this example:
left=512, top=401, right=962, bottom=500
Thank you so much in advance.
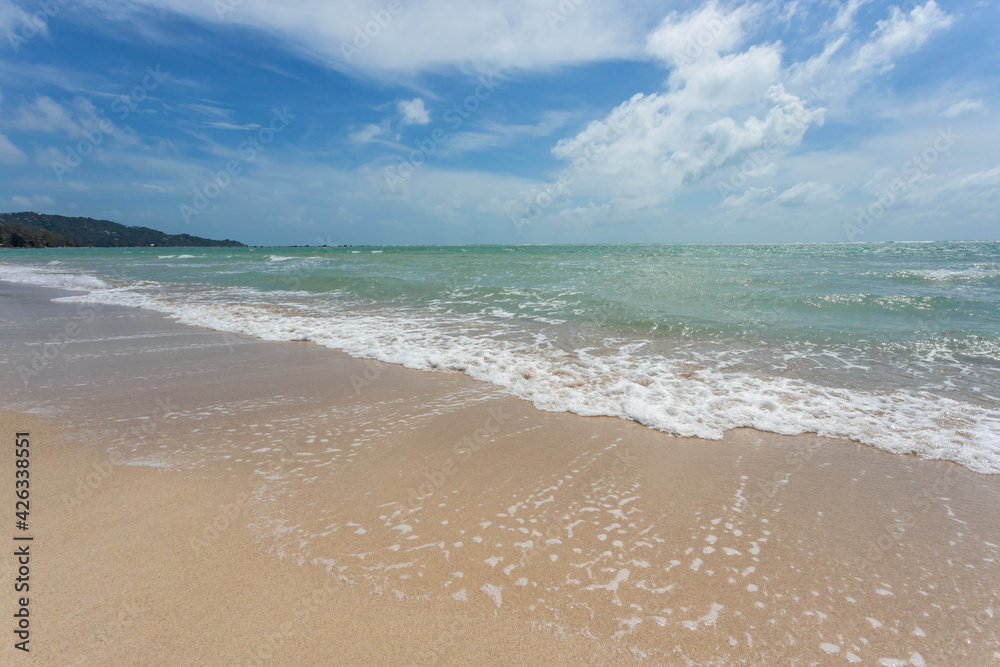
left=0, top=212, right=244, bottom=248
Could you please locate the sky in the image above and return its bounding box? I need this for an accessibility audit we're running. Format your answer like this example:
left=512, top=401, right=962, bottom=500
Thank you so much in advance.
left=0, top=0, right=997, bottom=246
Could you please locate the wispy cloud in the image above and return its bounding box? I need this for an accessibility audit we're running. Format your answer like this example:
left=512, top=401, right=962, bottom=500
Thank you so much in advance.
left=941, top=99, right=984, bottom=118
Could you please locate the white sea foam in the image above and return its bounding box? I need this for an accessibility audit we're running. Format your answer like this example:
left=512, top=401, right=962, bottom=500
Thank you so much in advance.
left=6, top=263, right=997, bottom=475
left=0, top=264, right=108, bottom=291
left=887, top=268, right=1000, bottom=282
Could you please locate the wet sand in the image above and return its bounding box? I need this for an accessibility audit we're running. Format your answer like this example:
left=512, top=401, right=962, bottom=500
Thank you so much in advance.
left=1, top=280, right=998, bottom=665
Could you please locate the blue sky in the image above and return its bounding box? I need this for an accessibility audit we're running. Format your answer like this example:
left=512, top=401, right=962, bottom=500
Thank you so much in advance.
left=0, top=0, right=997, bottom=245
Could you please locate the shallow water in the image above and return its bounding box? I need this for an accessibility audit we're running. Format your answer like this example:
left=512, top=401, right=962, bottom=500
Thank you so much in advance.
left=3, top=241, right=998, bottom=472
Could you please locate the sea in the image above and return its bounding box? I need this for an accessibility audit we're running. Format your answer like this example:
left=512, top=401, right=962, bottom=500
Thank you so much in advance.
left=2, top=241, right=998, bottom=473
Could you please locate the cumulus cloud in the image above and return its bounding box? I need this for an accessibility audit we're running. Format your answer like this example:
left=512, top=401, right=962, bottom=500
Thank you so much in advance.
left=397, top=98, right=430, bottom=125
left=645, top=1, right=755, bottom=66
left=544, top=3, right=824, bottom=210
left=349, top=123, right=387, bottom=143
left=512, top=0, right=962, bottom=224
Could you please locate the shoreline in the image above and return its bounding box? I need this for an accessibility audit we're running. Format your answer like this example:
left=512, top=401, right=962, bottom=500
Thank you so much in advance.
left=2, top=280, right=999, bottom=664
left=3, top=269, right=996, bottom=476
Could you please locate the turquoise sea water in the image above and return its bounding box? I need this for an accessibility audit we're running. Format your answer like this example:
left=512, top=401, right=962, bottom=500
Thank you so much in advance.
left=3, top=242, right=999, bottom=472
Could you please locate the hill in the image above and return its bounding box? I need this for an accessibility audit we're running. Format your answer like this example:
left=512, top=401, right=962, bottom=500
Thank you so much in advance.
left=0, top=212, right=244, bottom=248
left=0, top=222, right=79, bottom=248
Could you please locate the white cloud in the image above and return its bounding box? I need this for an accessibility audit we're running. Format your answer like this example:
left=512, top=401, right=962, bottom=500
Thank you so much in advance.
left=850, top=1, right=953, bottom=74
left=397, top=98, right=430, bottom=125
left=941, top=99, right=985, bottom=118
left=348, top=119, right=401, bottom=146
left=177, top=102, right=261, bottom=129
left=950, top=165, right=1000, bottom=190
left=669, top=44, right=785, bottom=113
left=543, top=2, right=824, bottom=210
left=0, top=132, right=27, bottom=164
left=645, top=1, right=755, bottom=66
left=8, top=94, right=144, bottom=151
left=444, top=112, right=568, bottom=156
left=908, top=165, right=1000, bottom=204
left=776, top=181, right=837, bottom=206
left=788, top=1, right=953, bottom=106
left=830, top=0, right=871, bottom=33
left=0, top=1, right=46, bottom=37
left=10, top=95, right=81, bottom=134
left=513, top=0, right=965, bottom=225
left=81, top=0, right=660, bottom=76
left=8, top=194, right=56, bottom=210
left=722, top=185, right=776, bottom=207
left=349, top=123, right=387, bottom=143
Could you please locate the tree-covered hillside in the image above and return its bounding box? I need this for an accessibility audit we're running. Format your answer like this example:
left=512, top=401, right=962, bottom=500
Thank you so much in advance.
left=0, top=212, right=244, bottom=248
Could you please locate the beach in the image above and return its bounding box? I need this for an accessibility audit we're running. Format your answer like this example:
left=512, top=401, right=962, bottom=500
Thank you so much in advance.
left=3, top=0, right=997, bottom=660
left=2, top=278, right=999, bottom=665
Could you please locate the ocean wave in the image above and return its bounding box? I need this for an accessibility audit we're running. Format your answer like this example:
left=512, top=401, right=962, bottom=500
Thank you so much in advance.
left=806, top=293, right=944, bottom=311
left=884, top=268, right=1000, bottom=282
left=42, top=277, right=1000, bottom=475
left=0, top=264, right=109, bottom=291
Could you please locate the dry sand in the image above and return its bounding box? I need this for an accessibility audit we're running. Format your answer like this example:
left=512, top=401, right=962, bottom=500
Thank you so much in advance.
left=1, top=280, right=999, bottom=665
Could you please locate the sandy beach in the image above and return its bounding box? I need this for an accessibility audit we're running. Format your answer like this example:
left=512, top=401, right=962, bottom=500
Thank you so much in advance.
left=2, top=279, right=999, bottom=665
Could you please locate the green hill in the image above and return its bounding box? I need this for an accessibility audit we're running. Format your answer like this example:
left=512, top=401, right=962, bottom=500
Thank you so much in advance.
left=0, top=212, right=244, bottom=248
